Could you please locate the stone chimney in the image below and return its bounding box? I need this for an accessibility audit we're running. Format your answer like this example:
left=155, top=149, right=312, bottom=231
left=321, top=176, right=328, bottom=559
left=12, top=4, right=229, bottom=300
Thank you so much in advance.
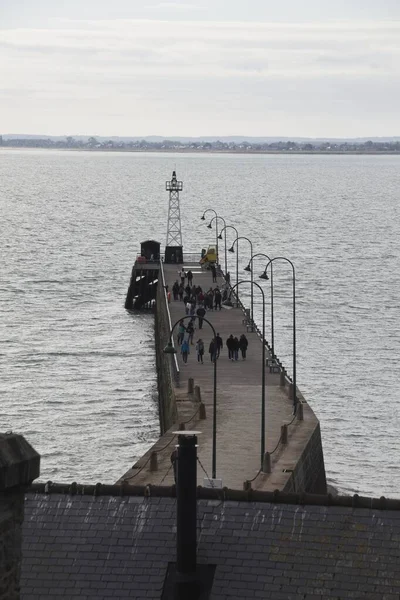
left=0, top=433, right=40, bottom=600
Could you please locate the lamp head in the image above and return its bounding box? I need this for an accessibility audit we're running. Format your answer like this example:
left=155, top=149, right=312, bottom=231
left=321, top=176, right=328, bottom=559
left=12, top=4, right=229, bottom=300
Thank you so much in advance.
left=259, top=271, right=269, bottom=280
left=163, top=341, right=177, bottom=354
left=207, top=223, right=212, bottom=229
left=244, top=264, right=251, bottom=272
left=228, top=246, right=235, bottom=253
left=218, top=233, right=223, bottom=240
left=201, top=215, right=205, bottom=221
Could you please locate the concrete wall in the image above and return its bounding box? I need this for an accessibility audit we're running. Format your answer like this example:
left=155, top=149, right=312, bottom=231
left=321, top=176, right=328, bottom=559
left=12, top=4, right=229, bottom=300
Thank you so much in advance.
left=154, top=268, right=177, bottom=433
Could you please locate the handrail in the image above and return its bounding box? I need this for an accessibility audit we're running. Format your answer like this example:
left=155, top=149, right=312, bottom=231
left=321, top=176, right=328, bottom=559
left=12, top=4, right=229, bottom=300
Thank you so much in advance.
left=227, top=281, right=292, bottom=388
left=159, top=260, right=180, bottom=384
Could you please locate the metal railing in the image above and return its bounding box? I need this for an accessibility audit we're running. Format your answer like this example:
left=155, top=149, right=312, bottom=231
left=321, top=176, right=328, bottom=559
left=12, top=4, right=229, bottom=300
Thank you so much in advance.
left=159, top=259, right=180, bottom=385
left=227, top=280, right=292, bottom=387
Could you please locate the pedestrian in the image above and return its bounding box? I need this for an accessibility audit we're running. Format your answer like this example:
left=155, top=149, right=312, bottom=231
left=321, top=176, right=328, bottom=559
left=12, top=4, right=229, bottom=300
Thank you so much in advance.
left=210, top=264, right=217, bottom=283
left=233, top=336, right=239, bottom=361
left=185, top=301, right=191, bottom=315
left=196, top=305, right=206, bottom=329
left=181, top=339, right=190, bottom=364
left=177, top=319, right=186, bottom=345
left=187, top=270, right=193, bottom=285
left=204, top=294, right=212, bottom=311
left=214, top=288, right=222, bottom=310
left=216, top=333, right=223, bottom=358
left=239, top=334, right=248, bottom=359
left=180, top=268, right=186, bottom=285
left=179, top=284, right=184, bottom=301
left=209, top=338, right=217, bottom=362
left=190, top=301, right=196, bottom=317
left=172, top=280, right=179, bottom=301
left=226, top=334, right=235, bottom=361
left=196, top=339, right=204, bottom=363
left=186, top=320, right=195, bottom=345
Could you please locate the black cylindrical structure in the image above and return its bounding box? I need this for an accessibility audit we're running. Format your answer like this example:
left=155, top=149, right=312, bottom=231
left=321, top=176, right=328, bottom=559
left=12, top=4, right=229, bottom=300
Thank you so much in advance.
left=176, top=434, right=197, bottom=576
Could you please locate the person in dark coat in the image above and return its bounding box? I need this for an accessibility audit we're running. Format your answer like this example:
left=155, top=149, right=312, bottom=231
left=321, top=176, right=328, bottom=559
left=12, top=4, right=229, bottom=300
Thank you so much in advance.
left=172, top=280, right=180, bottom=301
left=239, top=334, right=248, bottom=359
left=187, top=270, right=193, bottom=285
left=178, top=284, right=184, bottom=301
left=185, top=284, right=191, bottom=297
left=196, top=305, right=206, bottom=329
left=233, top=336, right=240, bottom=361
left=214, top=288, right=222, bottom=310
left=215, top=333, right=223, bottom=358
left=210, top=264, right=217, bottom=283
left=226, top=334, right=235, bottom=361
left=209, top=338, right=217, bottom=362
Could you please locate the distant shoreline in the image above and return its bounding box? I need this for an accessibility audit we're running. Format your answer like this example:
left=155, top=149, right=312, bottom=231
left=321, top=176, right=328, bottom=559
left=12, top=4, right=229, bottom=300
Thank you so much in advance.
left=1, top=145, right=400, bottom=156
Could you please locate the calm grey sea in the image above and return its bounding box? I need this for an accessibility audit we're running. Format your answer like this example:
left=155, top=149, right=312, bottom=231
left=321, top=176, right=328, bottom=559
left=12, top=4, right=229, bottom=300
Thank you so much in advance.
left=1, top=149, right=399, bottom=496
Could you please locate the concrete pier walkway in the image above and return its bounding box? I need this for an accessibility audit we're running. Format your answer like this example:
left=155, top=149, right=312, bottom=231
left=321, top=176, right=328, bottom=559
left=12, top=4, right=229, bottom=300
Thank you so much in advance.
left=121, top=260, right=322, bottom=491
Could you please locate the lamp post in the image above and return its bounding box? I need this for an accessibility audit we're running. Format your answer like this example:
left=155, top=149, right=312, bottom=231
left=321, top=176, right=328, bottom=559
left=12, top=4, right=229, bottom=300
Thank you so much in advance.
left=164, top=315, right=218, bottom=478
left=245, top=252, right=275, bottom=359
left=201, top=209, right=219, bottom=265
left=263, top=257, right=297, bottom=411
left=230, top=280, right=266, bottom=466
left=229, top=236, right=254, bottom=327
left=208, top=215, right=227, bottom=276
left=219, top=224, right=239, bottom=294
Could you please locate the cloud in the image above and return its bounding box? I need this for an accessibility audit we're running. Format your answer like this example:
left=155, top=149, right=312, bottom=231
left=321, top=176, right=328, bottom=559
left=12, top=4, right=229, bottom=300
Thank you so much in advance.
left=0, top=18, right=399, bottom=135
left=150, top=2, right=205, bottom=10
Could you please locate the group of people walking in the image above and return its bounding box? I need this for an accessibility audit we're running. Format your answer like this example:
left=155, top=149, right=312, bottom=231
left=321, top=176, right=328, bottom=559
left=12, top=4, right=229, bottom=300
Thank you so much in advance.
left=171, top=266, right=248, bottom=365
left=177, top=320, right=248, bottom=364
left=172, top=279, right=227, bottom=316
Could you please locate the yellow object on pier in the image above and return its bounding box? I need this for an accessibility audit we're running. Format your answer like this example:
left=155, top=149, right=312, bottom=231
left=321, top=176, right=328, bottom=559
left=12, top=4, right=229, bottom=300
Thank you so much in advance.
left=199, top=245, right=217, bottom=267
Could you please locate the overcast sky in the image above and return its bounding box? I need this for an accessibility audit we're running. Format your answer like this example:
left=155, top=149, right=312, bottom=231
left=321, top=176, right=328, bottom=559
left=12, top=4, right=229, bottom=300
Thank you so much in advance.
left=1, top=0, right=399, bottom=137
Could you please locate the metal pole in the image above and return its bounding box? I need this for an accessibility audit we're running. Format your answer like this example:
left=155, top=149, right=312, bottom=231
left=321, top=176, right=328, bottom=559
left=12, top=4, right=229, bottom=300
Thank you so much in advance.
left=176, top=434, right=197, bottom=576
left=215, top=219, right=219, bottom=267
left=271, top=264, right=275, bottom=358
left=224, top=227, right=227, bottom=278
left=261, top=290, right=265, bottom=462
left=167, top=315, right=217, bottom=477
left=264, top=257, right=296, bottom=410
left=250, top=240, right=254, bottom=328
left=236, top=239, right=239, bottom=296
left=292, top=270, right=296, bottom=411
left=212, top=352, right=217, bottom=479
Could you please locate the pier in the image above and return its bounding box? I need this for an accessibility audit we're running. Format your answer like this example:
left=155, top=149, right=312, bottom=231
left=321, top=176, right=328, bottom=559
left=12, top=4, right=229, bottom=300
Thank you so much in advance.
left=121, top=172, right=326, bottom=493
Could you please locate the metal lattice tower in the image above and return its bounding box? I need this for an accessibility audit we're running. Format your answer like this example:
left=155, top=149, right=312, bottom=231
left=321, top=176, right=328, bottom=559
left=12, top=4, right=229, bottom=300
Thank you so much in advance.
left=165, top=170, right=183, bottom=247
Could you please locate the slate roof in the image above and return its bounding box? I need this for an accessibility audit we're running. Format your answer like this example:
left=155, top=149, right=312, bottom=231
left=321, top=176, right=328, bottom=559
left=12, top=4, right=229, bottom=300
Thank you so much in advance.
left=22, top=484, right=400, bottom=600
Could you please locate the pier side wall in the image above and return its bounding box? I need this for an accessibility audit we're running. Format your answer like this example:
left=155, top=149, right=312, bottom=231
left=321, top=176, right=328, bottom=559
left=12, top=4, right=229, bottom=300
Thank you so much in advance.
left=283, top=417, right=327, bottom=494
left=154, top=272, right=177, bottom=434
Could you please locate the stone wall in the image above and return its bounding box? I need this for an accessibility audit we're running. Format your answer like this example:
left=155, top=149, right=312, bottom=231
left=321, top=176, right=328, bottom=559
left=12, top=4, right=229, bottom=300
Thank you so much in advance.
left=154, top=268, right=177, bottom=433
left=0, top=433, right=40, bottom=600
left=283, top=417, right=327, bottom=494
left=0, top=491, right=24, bottom=600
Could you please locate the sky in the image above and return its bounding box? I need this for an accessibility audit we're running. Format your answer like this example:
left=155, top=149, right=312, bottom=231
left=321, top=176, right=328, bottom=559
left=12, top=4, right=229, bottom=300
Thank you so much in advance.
left=0, top=0, right=400, bottom=138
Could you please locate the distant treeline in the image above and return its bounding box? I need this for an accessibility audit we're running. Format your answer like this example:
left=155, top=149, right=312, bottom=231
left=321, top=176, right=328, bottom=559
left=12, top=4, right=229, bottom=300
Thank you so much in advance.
left=1, top=135, right=400, bottom=153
